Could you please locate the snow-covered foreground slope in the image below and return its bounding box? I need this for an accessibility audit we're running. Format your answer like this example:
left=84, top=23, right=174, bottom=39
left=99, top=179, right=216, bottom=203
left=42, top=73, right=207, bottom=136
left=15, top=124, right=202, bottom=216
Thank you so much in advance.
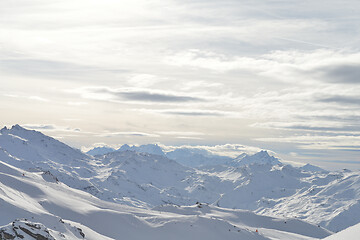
left=257, top=169, right=360, bottom=232
left=0, top=125, right=359, bottom=233
left=205, top=164, right=360, bottom=232
left=323, top=222, right=360, bottom=240
left=0, top=159, right=331, bottom=240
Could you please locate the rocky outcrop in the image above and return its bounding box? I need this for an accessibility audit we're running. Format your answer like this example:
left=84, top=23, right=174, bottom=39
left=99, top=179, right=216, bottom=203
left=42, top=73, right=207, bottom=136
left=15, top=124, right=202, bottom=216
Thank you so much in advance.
left=0, top=220, right=55, bottom=240
left=0, top=219, right=85, bottom=240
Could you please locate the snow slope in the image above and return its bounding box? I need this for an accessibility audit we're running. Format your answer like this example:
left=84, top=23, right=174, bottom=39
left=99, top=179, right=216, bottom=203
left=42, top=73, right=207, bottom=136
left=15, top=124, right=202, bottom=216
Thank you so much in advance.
left=258, top=169, right=360, bottom=232
left=323, top=222, right=360, bottom=239
left=0, top=125, right=359, bottom=233
left=0, top=159, right=331, bottom=240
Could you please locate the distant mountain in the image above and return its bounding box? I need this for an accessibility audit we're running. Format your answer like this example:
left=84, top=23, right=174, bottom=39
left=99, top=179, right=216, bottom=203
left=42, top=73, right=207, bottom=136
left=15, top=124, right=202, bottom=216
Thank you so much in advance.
left=87, top=144, right=281, bottom=168
left=166, top=148, right=232, bottom=167
left=300, top=163, right=327, bottom=172
left=118, top=143, right=165, bottom=156
left=230, top=150, right=282, bottom=167
left=86, top=146, right=116, bottom=156
left=1, top=125, right=360, bottom=233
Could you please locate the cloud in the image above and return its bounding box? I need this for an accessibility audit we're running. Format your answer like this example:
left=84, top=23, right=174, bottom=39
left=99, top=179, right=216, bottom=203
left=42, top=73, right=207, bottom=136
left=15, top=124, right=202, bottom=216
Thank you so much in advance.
left=97, top=131, right=160, bottom=138
left=22, top=124, right=56, bottom=130
left=318, top=95, right=360, bottom=106
left=67, top=101, right=88, bottom=106
left=165, top=49, right=360, bottom=86
left=164, top=49, right=264, bottom=72
left=81, top=142, right=118, bottom=153
left=4, top=94, right=49, bottom=102
left=162, top=110, right=225, bottom=117
left=253, top=121, right=360, bottom=133
left=137, top=108, right=239, bottom=117
left=157, top=131, right=205, bottom=140
left=256, top=135, right=360, bottom=151
left=0, top=59, right=99, bottom=79
left=126, top=74, right=160, bottom=88
left=159, top=143, right=263, bottom=157
left=2, top=0, right=360, bottom=169
left=175, top=136, right=204, bottom=140
left=320, top=64, right=360, bottom=84
left=73, top=87, right=205, bottom=104
left=156, top=131, right=205, bottom=136
left=22, top=124, right=81, bottom=132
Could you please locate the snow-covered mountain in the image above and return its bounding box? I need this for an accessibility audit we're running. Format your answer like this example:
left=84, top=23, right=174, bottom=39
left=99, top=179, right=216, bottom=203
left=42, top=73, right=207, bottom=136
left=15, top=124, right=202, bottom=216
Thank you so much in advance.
left=118, top=143, right=165, bottom=156
left=0, top=125, right=88, bottom=163
left=86, top=146, right=116, bottom=156
left=300, top=163, right=327, bottom=173
left=231, top=150, right=282, bottom=166
left=165, top=147, right=232, bottom=167
left=1, top=125, right=360, bottom=236
left=86, top=143, right=278, bottom=168
left=0, top=159, right=330, bottom=240
left=0, top=125, right=98, bottom=191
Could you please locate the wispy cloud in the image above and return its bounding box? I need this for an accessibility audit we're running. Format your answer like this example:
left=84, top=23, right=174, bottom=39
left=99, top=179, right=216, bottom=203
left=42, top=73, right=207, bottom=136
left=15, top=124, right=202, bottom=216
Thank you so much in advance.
left=161, top=110, right=225, bottom=117
left=256, top=135, right=360, bottom=151
left=156, top=131, right=205, bottom=140
left=97, top=131, right=160, bottom=138
left=252, top=121, right=360, bottom=134
left=67, top=101, right=88, bottom=106
left=159, top=143, right=263, bottom=157
left=156, top=131, right=205, bottom=136
left=22, top=124, right=81, bottom=132
left=318, top=64, right=360, bottom=84
left=318, top=95, right=360, bottom=106
left=165, top=49, right=360, bottom=85
left=0, top=59, right=100, bottom=80
left=137, top=108, right=239, bottom=117
left=175, top=136, right=204, bottom=140
left=72, top=86, right=205, bottom=104
left=4, top=94, right=49, bottom=102
left=2, top=0, right=360, bottom=169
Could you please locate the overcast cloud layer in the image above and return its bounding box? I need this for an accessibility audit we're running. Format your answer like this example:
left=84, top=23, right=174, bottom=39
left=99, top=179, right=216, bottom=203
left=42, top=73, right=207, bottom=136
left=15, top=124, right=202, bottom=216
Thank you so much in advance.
left=1, top=0, right=359, bottom=170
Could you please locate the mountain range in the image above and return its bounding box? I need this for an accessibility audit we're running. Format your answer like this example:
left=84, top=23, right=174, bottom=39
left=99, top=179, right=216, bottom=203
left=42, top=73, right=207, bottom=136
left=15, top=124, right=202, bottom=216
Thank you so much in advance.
left=0, top=125, right=359, bottom=239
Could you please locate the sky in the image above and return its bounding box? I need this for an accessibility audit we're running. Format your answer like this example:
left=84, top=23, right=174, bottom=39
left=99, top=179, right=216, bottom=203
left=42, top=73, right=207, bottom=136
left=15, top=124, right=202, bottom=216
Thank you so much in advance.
left=1, top=0, right=360, bottom=170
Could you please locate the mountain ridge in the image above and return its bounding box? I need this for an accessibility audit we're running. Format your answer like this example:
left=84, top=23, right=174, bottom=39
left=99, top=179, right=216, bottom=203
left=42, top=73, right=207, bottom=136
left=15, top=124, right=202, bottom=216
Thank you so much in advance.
left=0, top=124, right=358, bottom=233
left=0, top=157, right=331, bottom=239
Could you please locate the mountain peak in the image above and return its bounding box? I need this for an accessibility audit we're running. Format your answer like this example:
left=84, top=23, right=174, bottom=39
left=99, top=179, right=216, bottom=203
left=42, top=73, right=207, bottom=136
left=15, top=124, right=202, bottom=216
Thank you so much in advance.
left=11, top=124, right=24, bottom=130
left=1, top=124, right=29, bottom=134
left=233, top=150, right=281, bottom=166
left=258, top=150, right=270, bottom=155
left=117, top=143, right=165, bottom=156
left=87, top=146, right=116, bottom=156
left=119, top=144, right=131, bottom=151
left=300, top=163, right=326, bottom=172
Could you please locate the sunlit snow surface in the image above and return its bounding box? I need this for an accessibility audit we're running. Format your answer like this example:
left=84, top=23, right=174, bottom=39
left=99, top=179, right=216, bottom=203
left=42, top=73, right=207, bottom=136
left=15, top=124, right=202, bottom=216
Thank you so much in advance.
left=0, top=125, right=358, bottom=239
left=0, top=158, right=331, bottom=239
